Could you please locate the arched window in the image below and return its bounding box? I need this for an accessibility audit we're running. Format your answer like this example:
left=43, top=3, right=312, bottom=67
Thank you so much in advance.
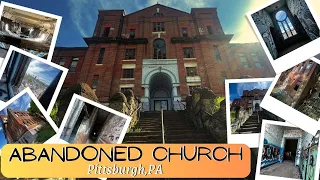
left=153, top=39, right=166, bottom=59
left=153, top=13, right=164, bottom=17
left=276, top=10, right=297, bottom=40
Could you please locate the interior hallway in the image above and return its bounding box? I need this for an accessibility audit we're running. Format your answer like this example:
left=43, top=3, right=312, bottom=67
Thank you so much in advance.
left=260, top=161, right=301, bottom=179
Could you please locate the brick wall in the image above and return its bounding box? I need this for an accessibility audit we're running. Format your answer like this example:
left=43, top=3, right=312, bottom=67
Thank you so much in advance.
left=52, top=4, right=276, bottom=103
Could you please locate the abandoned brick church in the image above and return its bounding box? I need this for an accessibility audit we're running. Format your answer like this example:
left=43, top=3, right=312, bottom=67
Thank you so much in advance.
left=52, top=3, right=275, bottom=111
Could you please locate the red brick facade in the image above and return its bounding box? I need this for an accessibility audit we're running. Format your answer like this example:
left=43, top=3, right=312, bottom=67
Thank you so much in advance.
left=52, top=4, right=275, bottom=104
left=0, top=109, right=45, bottom=143
left=231, top=89, right=268, bottom=110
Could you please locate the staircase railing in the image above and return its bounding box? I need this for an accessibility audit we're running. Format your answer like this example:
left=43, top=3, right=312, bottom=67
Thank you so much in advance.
left=176, top=100, right=186, bottom=110
left=161, top=107, right=165, bottom=144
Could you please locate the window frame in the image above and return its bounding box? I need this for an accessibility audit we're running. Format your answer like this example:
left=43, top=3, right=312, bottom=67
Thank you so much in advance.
left=125, top=49, right=136, bottom=60
left=188, top=85, right=201, bottom=95
left=239, top=54, right=250, bottom=68
left=120, top=87, right=133, bottom=93
left=102, top=27, right=111, bottom=37
left=97, top=48, right=105, bottom=64
left=182, top=28, right=188, bottom=37
left=153, top=39, right=166, bottom=59
left=129, top=29, right=135, bottom=38
left=213, top=46, right=222, bottom=61
left=92, top=75, right=99, bottom=90
left=153, top=22, right=165, bottom=32
left=275, top=10, right=297, bottom=40
left=69, top=57, right=79, bottom=72
left=207, top=26, right=213, bottom=35
left=122, top=69, right=134, bottom=79
left=251, top=53, right=263, bottom=68
left=186, top=67, right=198, bottom=76
left=183, top=47, right=194, bottom=58
left=59, top=57, right=66, bottom=66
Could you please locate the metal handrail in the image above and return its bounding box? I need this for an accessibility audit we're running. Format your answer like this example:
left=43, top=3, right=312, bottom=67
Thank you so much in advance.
left=161, top=108, right=165, bottom=144
left=130, top=104, right=142, bottom=116
left=176, top=100, right=186, bottom=110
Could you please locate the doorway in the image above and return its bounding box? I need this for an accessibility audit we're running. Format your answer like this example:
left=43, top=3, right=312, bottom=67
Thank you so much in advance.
left=154, top=100, right=168, bottom=111
left=149, top=72, right=173, bottom=111
left=284, top=139, right=298, bottom=162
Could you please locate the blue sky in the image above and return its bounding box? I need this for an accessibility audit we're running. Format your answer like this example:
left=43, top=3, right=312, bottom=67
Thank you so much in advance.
left=2, top=0, right=274, bottom=47
left=25, top=59, right=62, bottom=85
left=229, top=81, right=272, bottom=102
left=0, top=92, right=32, bottom=149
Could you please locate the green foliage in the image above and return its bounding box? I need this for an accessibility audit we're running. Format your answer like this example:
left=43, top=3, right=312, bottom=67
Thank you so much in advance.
left=230, top=110, right=236, bottom=121
left=36, top=123, right=56, bottom=143
left=212, top=96, right=225, bottom=113
left=215, top=96, right=225, bottom=107
left=27, top=101, right=41, bottom=115
left=50, top=101, right=60, bottom=123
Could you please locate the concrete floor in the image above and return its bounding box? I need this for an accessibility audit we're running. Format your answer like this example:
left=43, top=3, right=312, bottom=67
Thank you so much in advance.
left=260, top=160, right=301, bottom=179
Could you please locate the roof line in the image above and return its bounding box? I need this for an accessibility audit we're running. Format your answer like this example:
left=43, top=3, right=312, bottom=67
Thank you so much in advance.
left=125, top=3, right=191, bottom=16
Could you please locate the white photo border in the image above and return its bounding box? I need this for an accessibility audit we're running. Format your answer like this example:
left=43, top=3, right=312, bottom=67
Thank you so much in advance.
left=0, top=1, right=62, bottom=62
left=246, top=0, right=320, bottom=74
left=0, top=46, right=68, bottom=113
left=255, top=120, right=320, bottom=180
left=0, top=87, right=59, bottom=143
left=261, top=58, right=320, bottom=136
left=225, top=77, right=274, bottom=148
left=55, top=94, right=132, bottom=145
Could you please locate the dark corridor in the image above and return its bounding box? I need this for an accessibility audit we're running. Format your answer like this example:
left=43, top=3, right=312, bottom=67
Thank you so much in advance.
left=284, top=139, right=298, bottom=161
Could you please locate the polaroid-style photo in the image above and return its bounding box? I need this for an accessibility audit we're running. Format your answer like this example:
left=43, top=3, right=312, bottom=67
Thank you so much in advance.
left=255, top=120, right=320, bottom=180
left=0, top=88, right=58, bottom=151
left=0, top=46, right=68, bottom=113
left=261, top=58, right=320, bottom=135
left=0, top=1, right=62, bottom=61
left=55, top=94, right=132, bottom=144
left=246, top=0, right=320, bottom=74
left=315, top=54, right=320, bottom=61
left=225, top=78, right=284, bottom=148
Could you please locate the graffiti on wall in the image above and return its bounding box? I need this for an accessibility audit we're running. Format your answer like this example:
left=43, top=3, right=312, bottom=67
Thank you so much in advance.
left=261, top=139, right=281, bottom=168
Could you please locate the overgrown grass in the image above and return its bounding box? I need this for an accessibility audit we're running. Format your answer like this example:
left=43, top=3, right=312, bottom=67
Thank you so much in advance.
left=36, top=124, right=56, bottom=143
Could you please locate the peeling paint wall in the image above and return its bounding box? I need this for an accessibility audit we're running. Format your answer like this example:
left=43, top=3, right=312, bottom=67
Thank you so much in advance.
left=252, top=10, right=278, bottom=59
left=265, top=124, right=284, bottom=146
left=287, top=0, right=320, bottom=40
left=261, top=124, right=284, bottom=168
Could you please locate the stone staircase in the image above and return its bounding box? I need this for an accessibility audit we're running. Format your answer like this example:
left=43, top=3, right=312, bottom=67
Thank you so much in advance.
left=123, top=111, right=214, bottom=144
left=236, top=113, right=261, bottom=134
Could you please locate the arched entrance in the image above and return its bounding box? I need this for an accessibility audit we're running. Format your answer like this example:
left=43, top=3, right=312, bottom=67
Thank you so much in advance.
left=149, top=72, right=172, bottom=111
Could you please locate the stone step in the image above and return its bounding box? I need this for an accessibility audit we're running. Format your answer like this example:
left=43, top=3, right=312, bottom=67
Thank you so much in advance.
left=243, top=121, right=259, bottom=125
left=165, top=138, right=215, bottom=143
left=124, top=136, right=162, bottom=141
left=236, top=127, right=260, bottom=133
left=123, top=140, right=163, bottom=144
left=237, top=130, right=260, bottom=134
left=165, top=134, right=212, bottom=139
left=125, top=131, right=163, bottom=136
left=241, top=123, right=260, bottom=128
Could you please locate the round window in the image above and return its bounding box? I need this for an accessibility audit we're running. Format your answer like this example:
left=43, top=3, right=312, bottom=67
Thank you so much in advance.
left=276, top=10, right=287, bottom=21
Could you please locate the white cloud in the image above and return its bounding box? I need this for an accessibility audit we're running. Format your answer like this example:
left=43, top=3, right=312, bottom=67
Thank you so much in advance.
left=68, top=0, right=210, bottom=37
left=236, top=81, right=271, bottom=97
left=67, top=0, right=320, bottom=43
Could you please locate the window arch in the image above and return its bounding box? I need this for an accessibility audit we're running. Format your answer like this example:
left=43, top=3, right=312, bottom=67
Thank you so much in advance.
left=153, top=39, right=166, bottom=59
left=153, top=13, right=164, bottom=17
left=275, top=10, right=297, bottom=39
